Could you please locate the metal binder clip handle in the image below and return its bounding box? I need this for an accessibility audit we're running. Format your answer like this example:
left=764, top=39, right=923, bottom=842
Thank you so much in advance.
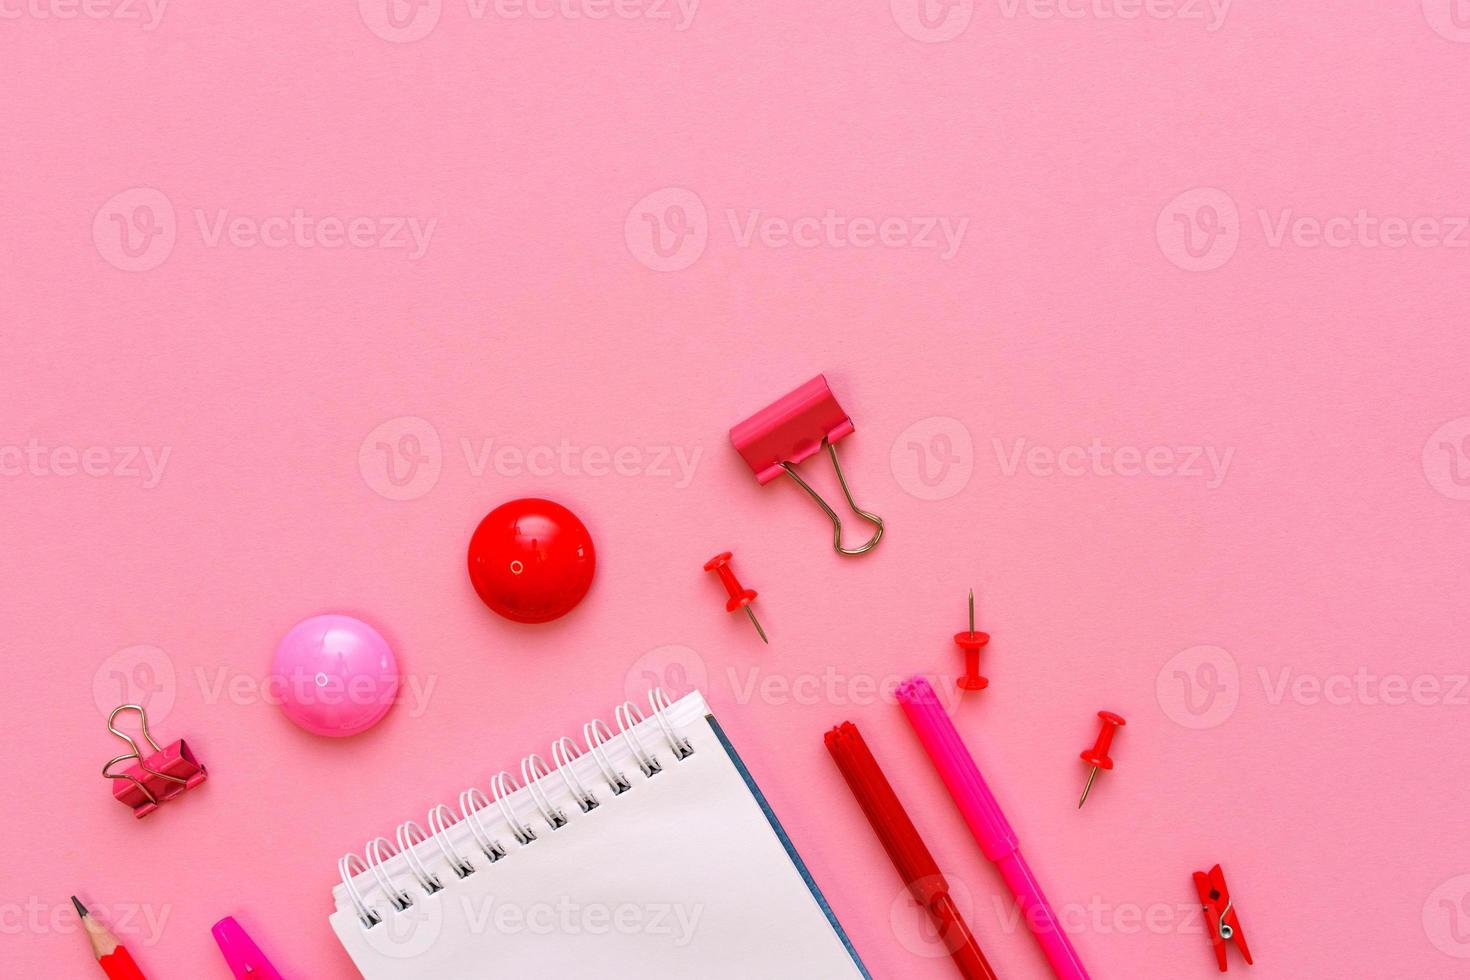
left=780, top=440, right=885, bottom=556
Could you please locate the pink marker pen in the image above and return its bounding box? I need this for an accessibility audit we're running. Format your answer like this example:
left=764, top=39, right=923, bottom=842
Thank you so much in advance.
left=896, top=676, right=1090, bottom=980
left=212, top=917, right=285, bottom=980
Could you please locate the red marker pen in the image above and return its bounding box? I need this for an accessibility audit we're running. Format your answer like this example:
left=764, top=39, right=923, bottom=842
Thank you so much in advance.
left=824, top=722, right=997, bottom=980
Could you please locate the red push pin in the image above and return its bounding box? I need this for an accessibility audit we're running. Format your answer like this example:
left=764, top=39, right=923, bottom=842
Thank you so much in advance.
left=1077, top=711, right=1126, bottom=809
left=954, top=589, right=991, bottom=691
left=704, top=551, right=768, bottom=644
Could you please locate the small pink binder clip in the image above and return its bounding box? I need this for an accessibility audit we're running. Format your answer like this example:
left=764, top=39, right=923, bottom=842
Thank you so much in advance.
left=102, top=704, right=207, bottom=818
left=730, top=374, right=885, bottom=556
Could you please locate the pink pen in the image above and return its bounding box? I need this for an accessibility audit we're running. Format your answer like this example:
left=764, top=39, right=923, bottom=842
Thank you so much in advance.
left=212, top=916, right=285, bottom=980
left=896, top=676, right=1090, bottom=980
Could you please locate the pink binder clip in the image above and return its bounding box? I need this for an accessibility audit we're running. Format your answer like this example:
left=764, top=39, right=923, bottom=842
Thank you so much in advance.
left=730, top=374, right=885, bottom=556
left=102, top=704, right=207, bottom=818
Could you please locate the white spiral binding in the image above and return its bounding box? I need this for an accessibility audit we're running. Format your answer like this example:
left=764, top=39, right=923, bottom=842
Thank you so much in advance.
left=551, top=736, right=599, bottom=812
left=426, top=804, right=476, bottom=878
left=583, top=718, right=634, bottom=795
left=395, top=820, right=444, bottom=894
left=614, top=701, right=662, bottom=777
left=339, top=689, right=692, bottom=930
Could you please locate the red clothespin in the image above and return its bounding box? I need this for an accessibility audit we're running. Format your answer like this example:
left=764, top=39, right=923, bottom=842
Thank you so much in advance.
left=730, top=375, right=884, bottom=556
left=1193, top=864, right=1252, bottom=972
left=102, top=704, right=207, bottom=818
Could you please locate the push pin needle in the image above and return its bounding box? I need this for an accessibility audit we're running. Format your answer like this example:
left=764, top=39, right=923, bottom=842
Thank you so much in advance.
left=744, top=605, right=769, bottom=644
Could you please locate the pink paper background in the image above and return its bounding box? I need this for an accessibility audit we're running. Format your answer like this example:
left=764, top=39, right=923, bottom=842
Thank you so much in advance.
left=4, top=2, right=1470, bottom=977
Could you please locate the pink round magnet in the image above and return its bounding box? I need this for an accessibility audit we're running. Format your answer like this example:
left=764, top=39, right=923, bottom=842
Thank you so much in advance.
left=271, top=614, right=399, bottom=737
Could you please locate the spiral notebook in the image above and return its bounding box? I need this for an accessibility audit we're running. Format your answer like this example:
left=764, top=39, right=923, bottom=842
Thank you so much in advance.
left=328, top=689, right=870, bottom=979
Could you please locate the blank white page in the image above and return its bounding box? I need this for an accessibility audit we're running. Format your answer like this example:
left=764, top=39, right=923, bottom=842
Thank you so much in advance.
left=329, top=691, right=869, bottom=979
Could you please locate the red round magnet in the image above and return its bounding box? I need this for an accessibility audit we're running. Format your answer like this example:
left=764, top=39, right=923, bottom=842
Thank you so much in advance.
left=467, top=498, right=596, bottom=624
